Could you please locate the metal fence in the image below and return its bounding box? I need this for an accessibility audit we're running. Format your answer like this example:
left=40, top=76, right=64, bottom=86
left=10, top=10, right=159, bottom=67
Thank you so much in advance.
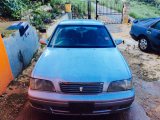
left=95, top=0, right=123, bottom=24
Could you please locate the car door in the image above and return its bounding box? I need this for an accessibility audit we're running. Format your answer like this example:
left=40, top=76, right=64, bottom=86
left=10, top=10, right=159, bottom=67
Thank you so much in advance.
left=147, top=21, right=160, bottom=48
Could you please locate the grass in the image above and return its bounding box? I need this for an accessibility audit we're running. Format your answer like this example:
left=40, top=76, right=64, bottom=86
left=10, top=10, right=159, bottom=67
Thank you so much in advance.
left=129, top=1, right=160, bottom=19
left=101, top=0, right=123, bottom=12
left=0, top=28, right=4, bottom=33
left=71, top=0, right=88, bottom=18
left=0, top=23, right=16, bottom=38
left=101, top=0, right=160, bottom=19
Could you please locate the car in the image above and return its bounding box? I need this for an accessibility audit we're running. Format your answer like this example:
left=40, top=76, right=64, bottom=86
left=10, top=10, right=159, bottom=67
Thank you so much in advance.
left=130, top=17, right=160, bottom=52
left=28, top=19, right=135, bottom=115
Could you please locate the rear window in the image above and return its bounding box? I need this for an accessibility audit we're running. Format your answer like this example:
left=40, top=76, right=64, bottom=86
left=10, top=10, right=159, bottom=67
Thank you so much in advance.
left=48, top=25, right=115, bottom=48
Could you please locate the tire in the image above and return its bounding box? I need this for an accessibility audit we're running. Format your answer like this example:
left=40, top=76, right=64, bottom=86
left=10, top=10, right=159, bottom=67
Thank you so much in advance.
left=138, top=37, right=151, bottom=52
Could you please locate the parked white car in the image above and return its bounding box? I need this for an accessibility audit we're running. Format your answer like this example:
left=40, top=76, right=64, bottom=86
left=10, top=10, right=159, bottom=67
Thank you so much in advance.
left=28, top=19, right=135, bottom=115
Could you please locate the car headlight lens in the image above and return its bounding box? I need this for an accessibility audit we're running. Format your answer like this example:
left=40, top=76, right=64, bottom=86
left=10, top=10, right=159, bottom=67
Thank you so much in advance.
left=30, top=78, right=55, bottom=92
left=107, top=79, right=132, bottom=92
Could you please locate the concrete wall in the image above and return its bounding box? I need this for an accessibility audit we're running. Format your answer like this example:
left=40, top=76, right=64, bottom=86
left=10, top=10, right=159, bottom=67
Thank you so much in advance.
left=122, top=2, right=130, bottom=24
left=3, top=22, right=39, bottom=78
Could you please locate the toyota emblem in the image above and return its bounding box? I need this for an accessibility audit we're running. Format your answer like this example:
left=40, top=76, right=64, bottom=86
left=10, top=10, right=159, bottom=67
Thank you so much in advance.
left=79, top=87, right=83, bottom=92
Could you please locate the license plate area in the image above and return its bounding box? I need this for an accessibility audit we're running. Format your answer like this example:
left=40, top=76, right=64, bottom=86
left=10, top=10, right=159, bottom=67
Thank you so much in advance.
left=69, top=102, right=94, bottom=113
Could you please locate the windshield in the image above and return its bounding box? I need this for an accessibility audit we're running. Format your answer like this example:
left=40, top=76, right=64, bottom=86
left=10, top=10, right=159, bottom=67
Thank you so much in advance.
left=48, top=25, right=115, bottom=48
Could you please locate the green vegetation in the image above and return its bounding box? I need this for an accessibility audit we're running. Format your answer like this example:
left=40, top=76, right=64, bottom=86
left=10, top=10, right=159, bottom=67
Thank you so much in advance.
left=0, top=0, right=88, bottom=36
left=129, top=0, right=160, bottom=18
left=102, top=0, right=123, bottom=13
left=29, top=2, right=52, bottom=30
left=1, top=30, right=16, bottom=38
left=1, top=0, right=160, bottom=20
left=72, top=0, right=88, bottom=18
left=101, top=0, right=160, bottom=19
left=0, top=26, right=16, bottom=38
left=30, top=9, right=52, bottom=30
left=0, top=0, right=87, bottom=23
left=0, top=0, right=29, bottom=20
left=0, top=0, right=88, bottom=35
left=50, top=0, right=87, bottom=18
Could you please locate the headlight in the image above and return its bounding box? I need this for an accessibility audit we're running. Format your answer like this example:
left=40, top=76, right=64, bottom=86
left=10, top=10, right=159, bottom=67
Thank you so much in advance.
left=107, top=79, right=132, bottom=92
left=30, top=78, right=55, bottom=92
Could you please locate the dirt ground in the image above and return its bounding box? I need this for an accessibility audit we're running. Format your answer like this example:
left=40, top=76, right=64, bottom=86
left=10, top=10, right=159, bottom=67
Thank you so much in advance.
left=0, top=21, right=20, bottom=38
left=0, top=47, right=43, bottom=120
left=0, top=24, right=160, bottom=120
left=108, top=24, right=160, bottom=120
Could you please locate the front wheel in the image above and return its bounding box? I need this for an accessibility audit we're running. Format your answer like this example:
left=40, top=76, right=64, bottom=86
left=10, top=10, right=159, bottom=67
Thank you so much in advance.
left=138, top=38, right=151, bottom=52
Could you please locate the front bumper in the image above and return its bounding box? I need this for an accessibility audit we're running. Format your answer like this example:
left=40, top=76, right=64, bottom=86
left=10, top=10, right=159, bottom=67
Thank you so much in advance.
left=28, top=89, right=135, bottom=115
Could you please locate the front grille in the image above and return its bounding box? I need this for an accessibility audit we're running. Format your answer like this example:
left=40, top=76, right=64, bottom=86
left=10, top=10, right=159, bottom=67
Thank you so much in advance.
left=60, top=82, right=104, bottom=94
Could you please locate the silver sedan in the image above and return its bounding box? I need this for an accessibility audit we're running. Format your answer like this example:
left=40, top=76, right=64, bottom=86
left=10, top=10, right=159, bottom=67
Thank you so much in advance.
left=28, top=19, right=135, bottom=115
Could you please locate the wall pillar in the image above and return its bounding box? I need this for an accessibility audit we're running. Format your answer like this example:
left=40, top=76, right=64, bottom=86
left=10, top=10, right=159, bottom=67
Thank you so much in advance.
left=68, top=12, right=72, bottom=20
left=122, top=2, right=130, bottom=24
left=65, top=3, right=72, bottom=19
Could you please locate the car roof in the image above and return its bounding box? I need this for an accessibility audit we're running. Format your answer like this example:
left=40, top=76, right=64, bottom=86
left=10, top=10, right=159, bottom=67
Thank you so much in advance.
left=59, top=19, right=104, bottom=26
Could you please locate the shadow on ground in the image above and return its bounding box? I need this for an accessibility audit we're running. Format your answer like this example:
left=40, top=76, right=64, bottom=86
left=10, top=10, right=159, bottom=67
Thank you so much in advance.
left=16, top=102, right=150, bottom=120
left=17, top=105, right=123, bottom=120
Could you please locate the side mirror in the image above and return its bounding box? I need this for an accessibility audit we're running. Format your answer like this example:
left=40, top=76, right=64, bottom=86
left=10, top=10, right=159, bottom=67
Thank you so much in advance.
left=115, top=39, right=123, bottom=45
left=39, top=39, right=48, bottom=45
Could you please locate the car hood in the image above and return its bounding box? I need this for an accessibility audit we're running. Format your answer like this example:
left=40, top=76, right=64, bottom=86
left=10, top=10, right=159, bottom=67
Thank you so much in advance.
left=32, top=48, right=131, bottom=83
left=133, top=18, right=160, bottom=27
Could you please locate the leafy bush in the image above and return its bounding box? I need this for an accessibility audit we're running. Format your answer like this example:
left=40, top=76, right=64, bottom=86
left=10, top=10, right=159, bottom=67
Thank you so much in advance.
left=50, top=0, right=65, bottom=14
left=30, top=9, right=52, bottom=29
left=50, top=0, right=87, bottom=18
left=69, top=0, right=87, bottom=18
left=0, top=0, right=28, bottom=20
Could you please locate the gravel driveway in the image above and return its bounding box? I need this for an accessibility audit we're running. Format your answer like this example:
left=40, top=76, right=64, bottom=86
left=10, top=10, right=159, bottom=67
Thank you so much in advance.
left=108, top=24, right=160, bottom=120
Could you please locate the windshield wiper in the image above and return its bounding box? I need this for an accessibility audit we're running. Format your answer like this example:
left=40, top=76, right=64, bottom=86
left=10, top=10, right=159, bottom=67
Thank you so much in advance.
left=53, top=46, right=114, bottom=48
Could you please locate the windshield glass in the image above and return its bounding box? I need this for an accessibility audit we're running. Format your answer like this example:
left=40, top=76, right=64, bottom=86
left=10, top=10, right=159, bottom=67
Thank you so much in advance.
left=48, top=25, right=115, bottom=48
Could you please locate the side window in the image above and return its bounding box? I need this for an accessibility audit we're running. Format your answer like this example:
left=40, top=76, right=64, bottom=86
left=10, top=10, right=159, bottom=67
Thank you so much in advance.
left=152, top=21, right=160, bottom=30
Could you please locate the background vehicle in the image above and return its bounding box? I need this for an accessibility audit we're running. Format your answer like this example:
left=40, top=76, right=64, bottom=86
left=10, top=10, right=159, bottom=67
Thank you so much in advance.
left=29, top=20, right=135, bottom=115
left=130, top=17, right=160, bottom=52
